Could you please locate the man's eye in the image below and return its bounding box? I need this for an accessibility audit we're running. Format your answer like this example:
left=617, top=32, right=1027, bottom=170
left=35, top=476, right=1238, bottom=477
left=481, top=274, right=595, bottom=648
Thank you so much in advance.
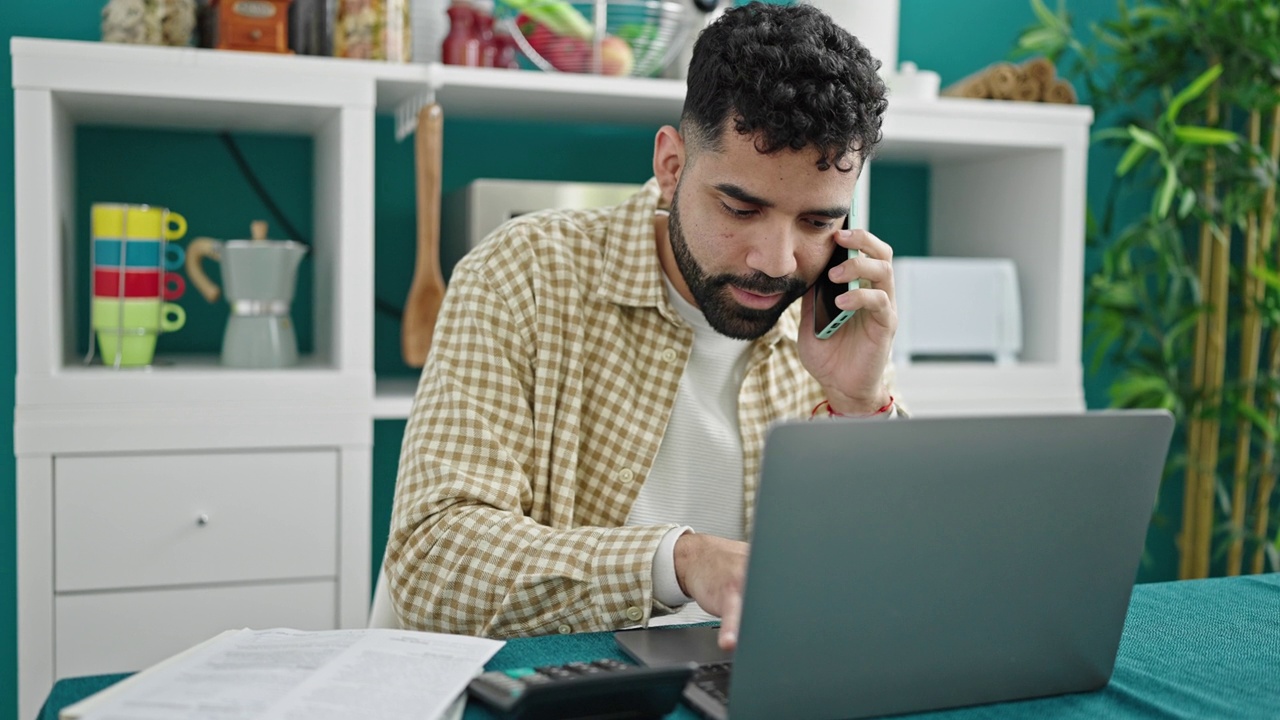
left=807, top=218, right=835, bottom=230
left=721, top=202, right=756, bottom=218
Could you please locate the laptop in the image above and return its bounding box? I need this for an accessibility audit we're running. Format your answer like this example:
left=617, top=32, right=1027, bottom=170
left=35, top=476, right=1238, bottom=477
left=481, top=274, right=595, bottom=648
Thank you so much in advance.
left=615, top=410, right=1174, bottom=720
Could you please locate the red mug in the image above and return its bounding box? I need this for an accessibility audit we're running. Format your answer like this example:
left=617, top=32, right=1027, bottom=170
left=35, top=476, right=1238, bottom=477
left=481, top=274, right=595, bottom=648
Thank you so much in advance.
left=93, top=267, right=185, bottom=301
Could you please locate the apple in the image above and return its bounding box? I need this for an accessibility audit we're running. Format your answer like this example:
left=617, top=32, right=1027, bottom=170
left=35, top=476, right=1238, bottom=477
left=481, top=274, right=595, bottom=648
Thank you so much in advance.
left=600, top=35, right=634, bottom=76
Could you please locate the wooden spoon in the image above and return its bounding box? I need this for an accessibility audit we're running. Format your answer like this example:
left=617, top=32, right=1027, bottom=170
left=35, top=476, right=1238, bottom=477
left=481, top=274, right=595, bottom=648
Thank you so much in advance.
left=401, top=103, right=447, bottom=367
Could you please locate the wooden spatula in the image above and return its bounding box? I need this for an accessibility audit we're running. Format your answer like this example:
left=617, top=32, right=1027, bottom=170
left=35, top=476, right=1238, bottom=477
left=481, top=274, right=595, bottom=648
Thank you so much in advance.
left=401, top=103, right=446, bottom=367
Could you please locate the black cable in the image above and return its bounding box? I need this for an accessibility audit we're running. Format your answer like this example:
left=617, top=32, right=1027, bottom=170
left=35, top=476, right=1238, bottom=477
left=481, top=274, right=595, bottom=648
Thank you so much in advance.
left=219, top=131, right=406, bottom=320
left=219, top=132, right=310, bottom=246
left=376, top=298, right=404, bottom=320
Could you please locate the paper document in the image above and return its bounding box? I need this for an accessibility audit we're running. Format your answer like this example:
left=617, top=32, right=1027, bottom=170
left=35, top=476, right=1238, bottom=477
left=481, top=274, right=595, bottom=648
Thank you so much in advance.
left=63, top=628, right=504, bottom=720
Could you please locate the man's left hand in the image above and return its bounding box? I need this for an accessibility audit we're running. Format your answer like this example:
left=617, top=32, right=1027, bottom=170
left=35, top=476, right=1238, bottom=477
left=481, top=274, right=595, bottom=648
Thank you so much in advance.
left=797, top=228, right=897, bottom=415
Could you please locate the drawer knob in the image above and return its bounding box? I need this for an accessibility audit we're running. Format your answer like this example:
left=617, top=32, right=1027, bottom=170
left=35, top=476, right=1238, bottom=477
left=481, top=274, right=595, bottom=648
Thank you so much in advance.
left=197, top=513, right=210, bottom=526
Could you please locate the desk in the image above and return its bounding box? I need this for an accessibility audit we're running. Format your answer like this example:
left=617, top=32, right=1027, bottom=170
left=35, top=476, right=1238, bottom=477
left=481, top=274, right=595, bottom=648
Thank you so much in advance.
left=39, top=575, right=1280, bottom=720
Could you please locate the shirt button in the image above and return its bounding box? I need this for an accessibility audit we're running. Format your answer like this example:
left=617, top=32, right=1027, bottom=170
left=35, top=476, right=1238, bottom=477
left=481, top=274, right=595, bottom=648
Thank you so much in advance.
left=618, top=468, right=635, bottom=483
left=626, top=606, right=644, bottom=622
left=557, top=624, right=572, bottom=635
left=660, top=348, right=678, bottom=363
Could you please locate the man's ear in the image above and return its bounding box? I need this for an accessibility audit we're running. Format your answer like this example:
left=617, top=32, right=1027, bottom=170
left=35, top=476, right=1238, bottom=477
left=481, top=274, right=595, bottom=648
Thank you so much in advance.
left=653, top=126, right=685, bottom=205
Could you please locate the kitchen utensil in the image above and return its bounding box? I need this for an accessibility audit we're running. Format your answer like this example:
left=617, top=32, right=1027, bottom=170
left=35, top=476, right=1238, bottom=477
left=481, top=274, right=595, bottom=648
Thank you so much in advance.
left=93, top=268, right=186, bottom=300
left=218, top=0, right=294, bottom=53
left=401, top=103, right=446, bottom=367
left=92, top=203, right=187, bottom=240
left=93, top=238, right=186, bottom=270
left=91, top=299, right=187, bottom=367
left=186, top=220, right=309, bottom=368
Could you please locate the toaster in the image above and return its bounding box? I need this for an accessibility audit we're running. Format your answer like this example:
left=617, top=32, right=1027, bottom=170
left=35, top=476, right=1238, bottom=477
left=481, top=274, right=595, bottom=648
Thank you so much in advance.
left=892, top=257, right=1022, bottom=366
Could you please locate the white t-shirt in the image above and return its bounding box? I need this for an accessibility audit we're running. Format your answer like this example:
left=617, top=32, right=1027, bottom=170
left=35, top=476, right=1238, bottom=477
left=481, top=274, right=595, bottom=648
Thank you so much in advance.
left=626, top=276, right=753, bottom=625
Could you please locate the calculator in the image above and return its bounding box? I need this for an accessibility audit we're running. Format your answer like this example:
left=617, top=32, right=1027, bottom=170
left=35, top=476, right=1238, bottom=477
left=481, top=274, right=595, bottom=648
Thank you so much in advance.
left=466, top=658, right=696, bottom=720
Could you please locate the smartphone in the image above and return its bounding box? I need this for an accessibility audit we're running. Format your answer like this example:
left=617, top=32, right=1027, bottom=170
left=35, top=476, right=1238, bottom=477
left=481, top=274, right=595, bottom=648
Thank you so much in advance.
left=814, top=210, right=859, bottom=339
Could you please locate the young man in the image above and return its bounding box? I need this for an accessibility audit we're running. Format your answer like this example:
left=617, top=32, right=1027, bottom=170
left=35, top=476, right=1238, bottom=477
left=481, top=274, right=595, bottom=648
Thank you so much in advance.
left=386, top=2, right=895, bottom=651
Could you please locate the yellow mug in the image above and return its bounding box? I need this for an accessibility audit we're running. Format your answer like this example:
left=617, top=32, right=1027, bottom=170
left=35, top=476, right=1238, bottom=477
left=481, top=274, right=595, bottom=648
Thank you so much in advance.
left=91, top=298, right=186, bottom=332
left=92, top=203, right=187, bottom=241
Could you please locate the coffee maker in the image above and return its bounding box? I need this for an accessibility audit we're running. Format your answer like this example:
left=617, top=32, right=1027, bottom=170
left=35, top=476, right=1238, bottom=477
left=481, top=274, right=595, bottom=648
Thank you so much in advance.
left=186, top=221, right=308, bottom=368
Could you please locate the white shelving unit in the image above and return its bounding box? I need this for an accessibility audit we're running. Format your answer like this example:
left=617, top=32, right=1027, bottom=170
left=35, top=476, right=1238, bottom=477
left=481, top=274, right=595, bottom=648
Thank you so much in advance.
left=11, top=37, right=1091, bottom=719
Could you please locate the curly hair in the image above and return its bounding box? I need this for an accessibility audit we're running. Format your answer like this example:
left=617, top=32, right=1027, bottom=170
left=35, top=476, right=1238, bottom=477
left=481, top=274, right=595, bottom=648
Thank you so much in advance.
left=682, top=2, right=888, bottom=172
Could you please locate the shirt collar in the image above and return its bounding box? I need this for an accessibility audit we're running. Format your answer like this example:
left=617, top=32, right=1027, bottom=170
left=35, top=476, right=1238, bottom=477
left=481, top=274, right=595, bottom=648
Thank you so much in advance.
left=596, top=178, right=668, bottom=310
left=598, top=177, right=798, bottom=350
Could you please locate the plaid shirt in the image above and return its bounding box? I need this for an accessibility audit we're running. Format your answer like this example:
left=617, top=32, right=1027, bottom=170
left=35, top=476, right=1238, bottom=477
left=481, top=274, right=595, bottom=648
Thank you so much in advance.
left=387, top=179, right=894, bottom=637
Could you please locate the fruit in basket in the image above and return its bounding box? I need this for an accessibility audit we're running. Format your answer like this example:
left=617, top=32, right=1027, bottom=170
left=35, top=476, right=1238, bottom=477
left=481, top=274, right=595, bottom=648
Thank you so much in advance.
left=506, top=0, right=592, bottom=40
left=504, top=0, right=687, bottom=76
left=522, top=17, right=590, bottom=71
left=600, top=35, right=634, bottom=76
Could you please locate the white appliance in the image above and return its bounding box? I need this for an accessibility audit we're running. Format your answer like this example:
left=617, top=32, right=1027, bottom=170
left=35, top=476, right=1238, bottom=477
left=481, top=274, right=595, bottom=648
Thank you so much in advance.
left=893, top=257, right=1022, bottom=366
left=441, top=179, right=645, bottom=258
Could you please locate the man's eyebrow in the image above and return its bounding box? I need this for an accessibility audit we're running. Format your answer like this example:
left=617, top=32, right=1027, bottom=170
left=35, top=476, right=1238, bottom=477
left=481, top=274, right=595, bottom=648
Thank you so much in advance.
left=714, top=183, right=849, bottom=219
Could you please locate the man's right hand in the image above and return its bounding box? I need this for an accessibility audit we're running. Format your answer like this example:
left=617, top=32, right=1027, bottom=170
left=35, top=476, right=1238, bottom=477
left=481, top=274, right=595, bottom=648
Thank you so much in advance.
left=673, top=532, right=749, bottom=651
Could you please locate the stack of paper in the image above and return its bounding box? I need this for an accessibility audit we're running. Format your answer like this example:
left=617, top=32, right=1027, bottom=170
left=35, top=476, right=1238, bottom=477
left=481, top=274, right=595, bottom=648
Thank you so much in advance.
left=62, top=628, right=505, bottom=720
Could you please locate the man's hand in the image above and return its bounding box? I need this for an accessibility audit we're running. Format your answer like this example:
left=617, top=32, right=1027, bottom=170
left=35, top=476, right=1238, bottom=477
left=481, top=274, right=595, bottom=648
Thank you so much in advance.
left=798, top=228, right=897, bottom=415
left=673, top=532, right=748, bottom=651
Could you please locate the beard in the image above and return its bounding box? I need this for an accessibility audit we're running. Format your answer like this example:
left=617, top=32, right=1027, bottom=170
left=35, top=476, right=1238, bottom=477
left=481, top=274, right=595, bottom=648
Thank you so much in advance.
left=667, top=192, right=809, bottom=341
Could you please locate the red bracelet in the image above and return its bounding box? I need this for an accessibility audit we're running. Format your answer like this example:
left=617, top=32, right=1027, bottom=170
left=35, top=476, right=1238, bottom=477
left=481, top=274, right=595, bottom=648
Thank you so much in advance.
left=810, top=396, right=895, bottom=419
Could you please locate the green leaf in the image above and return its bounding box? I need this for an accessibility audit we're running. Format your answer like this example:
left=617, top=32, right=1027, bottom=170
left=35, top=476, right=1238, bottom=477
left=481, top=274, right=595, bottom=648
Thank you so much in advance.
left=1173, top=126, right=1239, bottom=145
left=1110, top=372, right=1173, bottom=408
left=1165, top=64, right=1223, bottom=125
left=1156, top=165, right=1179, bottom=219
left=1029, top=0, right=1064, bottom=31
left=1116, top=141, right=1150, bottom=176
left=1130, top=6, right=1180, bottom=23
left=1236, top=402, right=1277, bottom=440
left=1255, top=264, right=1280, bottom=291
left=1128, top=125, right=1166, bottom=153
left=1018, top=27, right=1064, bottom=52
left=1092, top=127, right=1133, bottom=143
left=1178, top=188, right=1197, bottom=218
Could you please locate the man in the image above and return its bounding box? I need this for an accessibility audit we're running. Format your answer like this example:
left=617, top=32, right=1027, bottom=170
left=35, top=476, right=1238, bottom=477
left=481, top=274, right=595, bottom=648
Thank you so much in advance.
left=386, top=1, right=895, bottom=651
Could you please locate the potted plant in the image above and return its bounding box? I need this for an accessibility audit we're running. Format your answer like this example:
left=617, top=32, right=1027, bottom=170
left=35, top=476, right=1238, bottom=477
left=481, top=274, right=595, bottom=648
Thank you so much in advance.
left=1017, top=0, right=1280, bottom=578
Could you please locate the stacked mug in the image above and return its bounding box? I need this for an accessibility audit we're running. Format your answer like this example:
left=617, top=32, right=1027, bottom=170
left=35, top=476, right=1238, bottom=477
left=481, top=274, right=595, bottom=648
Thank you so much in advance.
left=91, top=203, right=188, bottom=367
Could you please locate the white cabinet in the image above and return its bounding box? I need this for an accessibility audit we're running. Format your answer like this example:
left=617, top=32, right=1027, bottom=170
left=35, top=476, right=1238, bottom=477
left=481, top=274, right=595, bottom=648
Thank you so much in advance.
left=12, top=38, right=377, bottom=720
left=11, top=37, right=1091, bottom=719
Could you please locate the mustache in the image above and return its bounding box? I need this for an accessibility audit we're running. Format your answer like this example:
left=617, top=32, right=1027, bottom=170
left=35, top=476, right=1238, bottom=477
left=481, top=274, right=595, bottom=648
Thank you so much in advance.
left=708, top=271, right=807, bottom=297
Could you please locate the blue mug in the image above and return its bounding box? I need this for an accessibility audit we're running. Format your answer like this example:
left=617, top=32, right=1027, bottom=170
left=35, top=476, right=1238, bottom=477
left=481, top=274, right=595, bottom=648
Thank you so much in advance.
left=93, top=238, right=185, bottom=271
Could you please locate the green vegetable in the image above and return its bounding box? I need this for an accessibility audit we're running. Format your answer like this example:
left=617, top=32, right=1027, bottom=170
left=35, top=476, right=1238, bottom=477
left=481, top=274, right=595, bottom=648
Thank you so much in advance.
left=504, top=0, right=593, bottom=40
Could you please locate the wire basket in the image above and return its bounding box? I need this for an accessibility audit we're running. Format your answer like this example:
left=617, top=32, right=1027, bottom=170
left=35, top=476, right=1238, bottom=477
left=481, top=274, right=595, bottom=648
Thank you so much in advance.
left=496, top=0, right=693, bottom=77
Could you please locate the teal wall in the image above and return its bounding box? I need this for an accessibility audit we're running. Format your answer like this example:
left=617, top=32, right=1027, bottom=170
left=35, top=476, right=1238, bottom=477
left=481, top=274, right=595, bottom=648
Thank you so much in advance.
left=1, top=1, right=1132, bottom=718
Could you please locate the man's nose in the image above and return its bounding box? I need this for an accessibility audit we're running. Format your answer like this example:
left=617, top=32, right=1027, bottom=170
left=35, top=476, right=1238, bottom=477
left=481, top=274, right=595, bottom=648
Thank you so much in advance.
left=744, top=226, right=799, bottom=279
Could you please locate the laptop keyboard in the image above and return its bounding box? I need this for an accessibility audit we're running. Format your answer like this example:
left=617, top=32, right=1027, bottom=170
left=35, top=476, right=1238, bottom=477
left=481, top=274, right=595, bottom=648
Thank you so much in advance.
left=691, top=661, right=733, bottom=706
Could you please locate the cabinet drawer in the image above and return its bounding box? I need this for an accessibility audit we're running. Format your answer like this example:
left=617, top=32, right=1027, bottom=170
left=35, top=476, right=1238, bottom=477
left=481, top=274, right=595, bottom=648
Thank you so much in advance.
left=55, top=580, right=336, bottom=679
left=55, top=451, right=338, bottom=592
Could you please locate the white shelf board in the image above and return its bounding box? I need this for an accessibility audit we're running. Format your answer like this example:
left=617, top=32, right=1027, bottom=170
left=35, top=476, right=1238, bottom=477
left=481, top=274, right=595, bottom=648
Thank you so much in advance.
left=374, top=377, right=419, bottom=420
left=428, top=64, right=684, bottom=124
left=13, top=37, right=1093, bottom=158
left=12, top=38, right=375, bottom=134
left=17, top=353, right=373, bottom=411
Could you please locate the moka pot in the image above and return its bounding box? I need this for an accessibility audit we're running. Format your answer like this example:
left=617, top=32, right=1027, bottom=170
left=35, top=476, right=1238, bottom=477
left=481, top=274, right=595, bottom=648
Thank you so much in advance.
left=186, top=221, right=308, bottom=368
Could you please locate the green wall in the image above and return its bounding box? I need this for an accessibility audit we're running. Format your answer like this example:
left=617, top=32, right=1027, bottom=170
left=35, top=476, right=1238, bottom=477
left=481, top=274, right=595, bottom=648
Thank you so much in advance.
left=1, top=2, right=1130, bottom=718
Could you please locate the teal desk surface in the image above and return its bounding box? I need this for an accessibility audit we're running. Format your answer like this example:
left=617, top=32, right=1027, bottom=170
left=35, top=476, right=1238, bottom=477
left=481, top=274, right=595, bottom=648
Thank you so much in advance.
left=39, top=574, right=1280, bottom=720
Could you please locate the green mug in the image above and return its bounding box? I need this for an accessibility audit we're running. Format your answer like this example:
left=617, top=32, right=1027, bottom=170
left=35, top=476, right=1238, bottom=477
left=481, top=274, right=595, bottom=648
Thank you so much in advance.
left=95, top=328, right=161, bottom=367
left=92, top=298, right=186, bottom=332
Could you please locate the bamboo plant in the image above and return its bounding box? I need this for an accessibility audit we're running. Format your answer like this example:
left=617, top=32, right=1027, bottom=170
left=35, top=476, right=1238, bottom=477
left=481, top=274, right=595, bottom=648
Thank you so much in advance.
left=1017, top=0, right=1280, bottom=577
